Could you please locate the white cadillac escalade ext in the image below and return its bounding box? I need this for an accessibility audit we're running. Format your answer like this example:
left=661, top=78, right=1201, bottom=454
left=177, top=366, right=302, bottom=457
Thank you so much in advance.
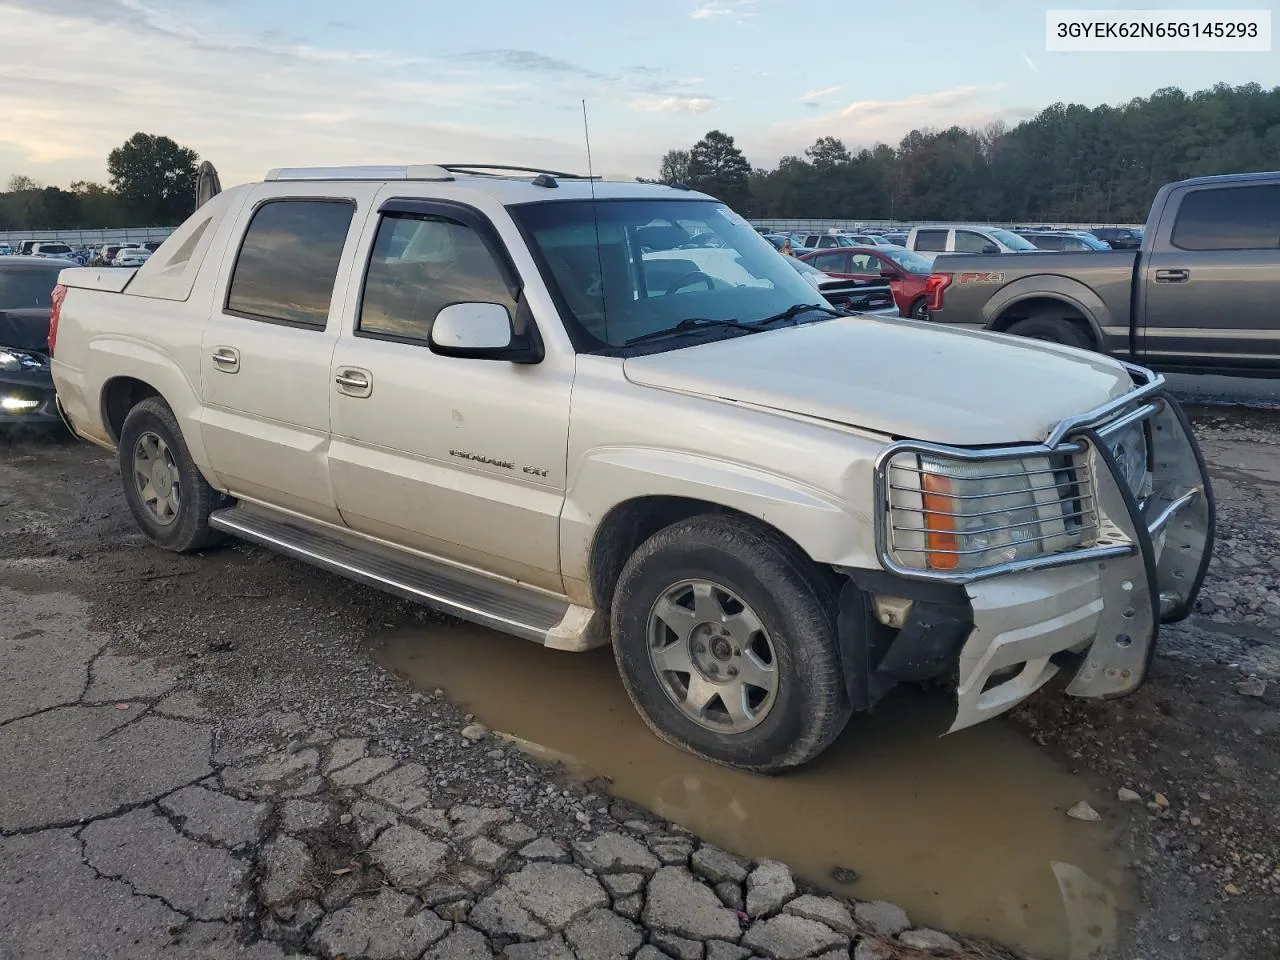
left=49, top=164, right=1214, bottom=772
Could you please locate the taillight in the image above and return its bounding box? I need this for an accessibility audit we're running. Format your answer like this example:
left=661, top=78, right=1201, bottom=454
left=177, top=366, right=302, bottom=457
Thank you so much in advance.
left=48, top=284, right=66, bottom=355
left=925, top=273, right=952, bottom=312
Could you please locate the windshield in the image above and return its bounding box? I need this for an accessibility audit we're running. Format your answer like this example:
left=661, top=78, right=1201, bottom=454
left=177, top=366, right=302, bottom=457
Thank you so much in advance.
left=36, top=244, right=71, bottom=254
left=877, top=248, right=936, bottom=273
left=511, top=199, right=830, bottom=350
left=0, top=264, right=61, bottom=308
left=990, top=229, right=1038, bottom=251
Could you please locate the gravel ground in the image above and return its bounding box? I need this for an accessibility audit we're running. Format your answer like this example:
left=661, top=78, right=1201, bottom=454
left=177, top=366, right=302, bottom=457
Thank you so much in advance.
left=0, top=427, right=1011, bottom=960
left=1, top=395, right=1277, bottom=960
left=1014, top=405, right=1280, bottom=960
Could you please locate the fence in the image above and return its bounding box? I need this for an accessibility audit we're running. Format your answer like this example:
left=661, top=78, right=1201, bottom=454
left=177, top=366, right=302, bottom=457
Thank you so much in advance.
left=0, top=226, right=176, bottom=248
left=748, top=219, right=1145, bottom=233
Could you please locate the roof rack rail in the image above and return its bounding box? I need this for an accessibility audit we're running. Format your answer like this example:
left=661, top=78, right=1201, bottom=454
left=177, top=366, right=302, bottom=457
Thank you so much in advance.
left=264, top=165, right=454, bottom=182
left=439, top=164, right=599, bottom=180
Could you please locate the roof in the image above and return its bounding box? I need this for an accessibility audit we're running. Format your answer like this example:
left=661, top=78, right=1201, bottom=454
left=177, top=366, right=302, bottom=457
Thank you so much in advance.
left=0, top=256, right=76, bottom=267
left=259, top=164, right=713, bottom=205
left=1170, top=170, right=1280, bottom=189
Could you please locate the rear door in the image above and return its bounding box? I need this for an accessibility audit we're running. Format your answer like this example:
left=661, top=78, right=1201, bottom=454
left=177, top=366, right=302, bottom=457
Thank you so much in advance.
left=806, top=251, right=851, bottom=275
left=1140, top=182, right=1280, bottom=373
left=198, top=184, right=378, bottom=522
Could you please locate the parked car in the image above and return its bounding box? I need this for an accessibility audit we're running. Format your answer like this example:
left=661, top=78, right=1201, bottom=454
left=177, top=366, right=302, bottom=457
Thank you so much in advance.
left=879, top=231, right=908, bottom=247
left=798, top=233, right=887, bottom=249
left=0, top=256, right=72, bottom=426
left=0, top=243, right=13, bottom=256
left=1017, top=231, right=1113, bottom=252
left=1088, top=226, right=1144, bottom=250
left=925, top=171, right=1280, bottom=376
left=801, top=246, right=937, bottom=319
left=761, top=233, right=809, bottom=252
left=31, top=241, right=75, bottom=259
left=781, top=255, right=899, bottom=316
left=112, top=248, right=151, bottom=267
left=907, top=224, right=1039, bottom=254
left=49, top=163, right=1212, bottom=772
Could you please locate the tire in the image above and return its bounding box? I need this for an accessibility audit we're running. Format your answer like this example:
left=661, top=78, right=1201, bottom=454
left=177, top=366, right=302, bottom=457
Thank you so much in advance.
left=610, top=514, right=851, bottom=773
left=118, top=396, right=228, bottom=552
left=1005, top=315, right=1094, bottom=350
left=907, top=297, right=929, bottom=321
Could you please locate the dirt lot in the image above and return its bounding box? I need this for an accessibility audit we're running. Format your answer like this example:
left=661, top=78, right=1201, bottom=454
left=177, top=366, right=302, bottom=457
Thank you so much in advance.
left=0, top=396, right=1276, bottom=960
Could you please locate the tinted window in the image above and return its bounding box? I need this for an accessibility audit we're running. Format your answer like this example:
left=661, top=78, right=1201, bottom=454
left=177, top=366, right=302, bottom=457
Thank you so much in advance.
left=915, top=229, right=947, bottom=252
left=954, top=230, right=995, bottom=254
left=359, top=214, right=516, bottom=341
left=0, top=264, right=62, bottom=308
left=1028, top=234, right=1064, bottom=250
left=1172, top=185, right=1280, bottom=251
left=227, top=199, right=355, bottom=326
left=808, top=252, right=848, bottom=273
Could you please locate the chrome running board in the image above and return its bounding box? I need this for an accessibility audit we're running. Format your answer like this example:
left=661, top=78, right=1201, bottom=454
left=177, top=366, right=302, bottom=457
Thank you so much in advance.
left=209, top=503, right=603, bottom=650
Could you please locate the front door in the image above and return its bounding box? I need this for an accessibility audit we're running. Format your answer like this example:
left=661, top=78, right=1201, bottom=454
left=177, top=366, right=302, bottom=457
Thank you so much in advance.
left=199, top=185, right=378, bottom=522
left=1140, top=181, right=1280, bottom=373
left=326, top=200, right=572, bottom=591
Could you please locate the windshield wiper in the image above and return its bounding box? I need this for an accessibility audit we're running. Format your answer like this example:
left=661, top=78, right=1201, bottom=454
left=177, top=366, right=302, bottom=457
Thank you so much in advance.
left=744, top=303, right=844, bottom=329
left=625, top=317, right=749, bottom=346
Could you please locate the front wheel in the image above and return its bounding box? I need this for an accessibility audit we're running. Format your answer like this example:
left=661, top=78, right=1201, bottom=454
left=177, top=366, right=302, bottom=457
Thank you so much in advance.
left=610, top=514, right=851, bottom=773
left=118, top=397, right=229, bottom=552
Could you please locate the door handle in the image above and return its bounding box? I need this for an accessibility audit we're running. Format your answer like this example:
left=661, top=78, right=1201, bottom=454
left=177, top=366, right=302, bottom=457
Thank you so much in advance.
left=334, top=368, right=373, bottom=397
left=210, top=347, right=239, bottom=372
left=1154, top=268, right=1189, bottom=283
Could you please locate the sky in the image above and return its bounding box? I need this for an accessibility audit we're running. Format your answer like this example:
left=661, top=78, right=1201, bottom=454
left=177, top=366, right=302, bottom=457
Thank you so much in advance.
left=1, top=0, right=1277, bottom=189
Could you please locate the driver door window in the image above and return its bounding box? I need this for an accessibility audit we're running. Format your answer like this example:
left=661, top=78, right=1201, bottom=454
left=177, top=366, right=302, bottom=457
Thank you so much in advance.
left=358, top=214, right=516, bottom=343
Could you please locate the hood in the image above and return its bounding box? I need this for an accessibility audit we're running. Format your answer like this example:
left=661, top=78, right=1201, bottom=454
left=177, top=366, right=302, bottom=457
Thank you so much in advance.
left=622, top=316, right=1133, bottom=445
left=0, top=308, right=52, bottom=352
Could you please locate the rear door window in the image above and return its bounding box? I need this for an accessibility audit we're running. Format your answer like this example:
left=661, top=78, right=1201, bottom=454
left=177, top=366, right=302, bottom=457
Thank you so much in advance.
left=226, top=199, right=356, bottom=327
left=954, top=230, right=995, bottom=254
left=808, top=252, right=849, bottom=273
left=1171, top=185, right=1280, bottom=251
left=914, top=229, right=948, bottom=252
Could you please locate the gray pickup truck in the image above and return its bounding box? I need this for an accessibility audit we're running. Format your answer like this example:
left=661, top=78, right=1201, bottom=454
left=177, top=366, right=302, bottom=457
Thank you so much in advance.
left=927, top=171, right=1280, bottom=377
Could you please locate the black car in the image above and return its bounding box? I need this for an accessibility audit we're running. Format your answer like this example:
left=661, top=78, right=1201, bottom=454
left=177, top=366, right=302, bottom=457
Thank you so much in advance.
left=1088, top=226, right=1143, bottom=250
left=0, top=257, right=70, bottom=427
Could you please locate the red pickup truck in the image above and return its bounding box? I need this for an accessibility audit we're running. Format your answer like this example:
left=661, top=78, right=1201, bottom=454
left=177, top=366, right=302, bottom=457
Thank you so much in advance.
left=800, top=246, right=935, bottom=320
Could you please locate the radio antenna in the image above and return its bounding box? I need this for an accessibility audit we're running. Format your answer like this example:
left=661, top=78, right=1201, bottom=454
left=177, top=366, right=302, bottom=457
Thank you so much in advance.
left=582, top=99, right=609, bottom=344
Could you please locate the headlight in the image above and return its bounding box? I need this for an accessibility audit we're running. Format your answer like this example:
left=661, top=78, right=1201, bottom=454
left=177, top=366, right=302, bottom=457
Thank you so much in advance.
left=0, top=347, right=50, bottom=373
left=1102, top=420, right=1149, bottom=499
left=885, top=452, right=1094, bottom=573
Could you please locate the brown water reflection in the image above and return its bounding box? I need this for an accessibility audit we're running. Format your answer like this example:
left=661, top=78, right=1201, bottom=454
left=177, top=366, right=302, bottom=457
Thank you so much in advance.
left=374, top=623, right=1129, bottom=959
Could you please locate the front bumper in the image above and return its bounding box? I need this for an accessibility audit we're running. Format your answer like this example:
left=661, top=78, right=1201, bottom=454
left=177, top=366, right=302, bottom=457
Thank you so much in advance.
left=859, top=366, right=1214, bottom=732
left=0, top=371, right=59, bottom=425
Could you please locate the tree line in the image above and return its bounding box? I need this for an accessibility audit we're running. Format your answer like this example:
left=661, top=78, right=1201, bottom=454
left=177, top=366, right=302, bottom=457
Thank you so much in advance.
left=659, top=82, right=1280, bottom=223
left=0, top=133, right=199, bottom=231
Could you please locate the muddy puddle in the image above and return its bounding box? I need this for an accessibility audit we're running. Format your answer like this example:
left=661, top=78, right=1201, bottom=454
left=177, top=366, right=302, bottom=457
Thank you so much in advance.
left=375, top=623, right=1130, bottom=960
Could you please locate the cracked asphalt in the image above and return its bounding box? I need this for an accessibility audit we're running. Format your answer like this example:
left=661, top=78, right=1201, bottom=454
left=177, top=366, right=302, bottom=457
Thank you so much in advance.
left=0, top=433, right=1010, bottom=960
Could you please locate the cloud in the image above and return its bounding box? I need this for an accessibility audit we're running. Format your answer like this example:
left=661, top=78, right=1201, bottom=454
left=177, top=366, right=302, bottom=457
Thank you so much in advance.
left=690, top=0, right=757, bottom=24
left=0, top=3, right=632, bottom=186
left=799, top=85, right=842, bottom=103
left=461, top=49, right=600, bottom=78
left=629, top=96, right=716, bottom=114
left=1022, top=54, right=1038, bottom=73
left=752, top=84, right=1029, bottom=162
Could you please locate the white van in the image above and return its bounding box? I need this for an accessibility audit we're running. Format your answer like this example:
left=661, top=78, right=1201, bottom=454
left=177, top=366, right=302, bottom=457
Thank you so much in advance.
left=906, top=224, right=1038, bottom=254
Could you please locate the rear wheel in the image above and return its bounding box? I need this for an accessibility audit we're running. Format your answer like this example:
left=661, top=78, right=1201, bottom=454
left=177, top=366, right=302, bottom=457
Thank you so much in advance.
left=610, top=514, right=851, bottom=773
left=908, top=297, right=929, bottom=321
left=118, top=397, right=228, bottom=552
left=1005, top=315, right=1094, bottom=350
